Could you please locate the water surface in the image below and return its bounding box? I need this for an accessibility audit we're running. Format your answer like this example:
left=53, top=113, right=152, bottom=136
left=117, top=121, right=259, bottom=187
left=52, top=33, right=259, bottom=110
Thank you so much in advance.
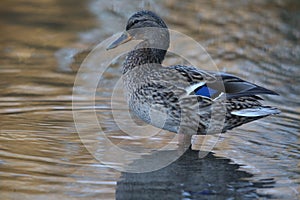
left=0, top=0, right=299, bottom=199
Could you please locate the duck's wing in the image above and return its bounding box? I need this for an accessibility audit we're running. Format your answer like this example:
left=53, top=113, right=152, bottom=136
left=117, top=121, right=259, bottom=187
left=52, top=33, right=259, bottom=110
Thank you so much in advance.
left=213, top=72, right=278, bottom=99
left=169, top=65, right=278, bottom=100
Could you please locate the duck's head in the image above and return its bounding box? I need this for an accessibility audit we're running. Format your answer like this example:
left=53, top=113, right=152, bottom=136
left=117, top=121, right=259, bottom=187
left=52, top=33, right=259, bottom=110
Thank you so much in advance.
left=107, top=10, right=170, bottom=50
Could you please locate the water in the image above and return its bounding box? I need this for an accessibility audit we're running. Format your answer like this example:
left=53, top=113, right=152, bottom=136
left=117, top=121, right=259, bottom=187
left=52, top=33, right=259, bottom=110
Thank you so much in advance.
left=0, top=0, right=299, bottom=199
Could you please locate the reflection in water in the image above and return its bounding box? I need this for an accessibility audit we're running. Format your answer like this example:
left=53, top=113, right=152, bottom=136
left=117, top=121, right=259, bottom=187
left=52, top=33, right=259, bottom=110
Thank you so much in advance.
left=0, top=0, right=299, bottom=199
left=116, top=149, right=273, bottom=200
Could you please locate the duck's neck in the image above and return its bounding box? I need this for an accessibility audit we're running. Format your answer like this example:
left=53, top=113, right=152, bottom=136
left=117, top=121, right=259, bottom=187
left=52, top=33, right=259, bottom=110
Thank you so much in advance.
left=122, top=48, right=167, bottom=74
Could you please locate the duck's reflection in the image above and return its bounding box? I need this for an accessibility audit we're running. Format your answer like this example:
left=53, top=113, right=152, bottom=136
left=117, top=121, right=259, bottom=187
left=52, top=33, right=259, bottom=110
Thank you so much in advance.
left=116, top=148, right=274, bottom=199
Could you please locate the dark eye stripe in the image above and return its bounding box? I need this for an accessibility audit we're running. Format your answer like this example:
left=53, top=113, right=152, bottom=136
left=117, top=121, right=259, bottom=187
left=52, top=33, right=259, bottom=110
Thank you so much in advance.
left=127, top=17, right=160, bottom=30
left=127, top=19, right=148, bottom=29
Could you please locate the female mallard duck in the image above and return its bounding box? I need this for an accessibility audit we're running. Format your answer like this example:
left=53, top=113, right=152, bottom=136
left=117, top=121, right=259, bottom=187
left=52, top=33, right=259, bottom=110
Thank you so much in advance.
left=107, top=10, right=279, bottom=139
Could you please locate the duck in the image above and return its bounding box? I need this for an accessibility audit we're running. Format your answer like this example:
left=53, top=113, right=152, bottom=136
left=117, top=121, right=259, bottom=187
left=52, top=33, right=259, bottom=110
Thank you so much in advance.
left=106, top=10, right=280, bottom=144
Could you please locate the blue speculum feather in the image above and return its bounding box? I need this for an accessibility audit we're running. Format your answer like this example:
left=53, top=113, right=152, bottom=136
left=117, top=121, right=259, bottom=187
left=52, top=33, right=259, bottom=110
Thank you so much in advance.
left=194, top=85, right=218, bottom=98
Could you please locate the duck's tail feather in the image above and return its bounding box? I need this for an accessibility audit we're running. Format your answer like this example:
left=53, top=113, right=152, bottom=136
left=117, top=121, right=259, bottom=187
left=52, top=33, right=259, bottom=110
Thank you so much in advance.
left=231, top=106, right=280, bottom=117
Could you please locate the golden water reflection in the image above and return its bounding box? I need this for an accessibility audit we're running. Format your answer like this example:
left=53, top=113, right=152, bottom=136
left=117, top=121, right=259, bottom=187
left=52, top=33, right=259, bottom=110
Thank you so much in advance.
left=0, top=0, right=299, bottom=199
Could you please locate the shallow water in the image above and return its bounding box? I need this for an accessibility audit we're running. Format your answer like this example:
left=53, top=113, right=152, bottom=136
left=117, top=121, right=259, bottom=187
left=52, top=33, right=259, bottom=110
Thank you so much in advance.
left=0, top=0, right=299, bottom=199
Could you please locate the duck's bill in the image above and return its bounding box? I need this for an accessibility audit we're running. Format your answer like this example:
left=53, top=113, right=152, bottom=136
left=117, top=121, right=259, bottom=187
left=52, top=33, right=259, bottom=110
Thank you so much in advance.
left=106, top=31, right=132, bottom=50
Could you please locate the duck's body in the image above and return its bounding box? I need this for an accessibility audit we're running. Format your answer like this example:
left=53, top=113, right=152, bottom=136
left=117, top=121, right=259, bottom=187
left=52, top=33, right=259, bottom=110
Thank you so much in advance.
left=108, top=10, right=279, bottom=136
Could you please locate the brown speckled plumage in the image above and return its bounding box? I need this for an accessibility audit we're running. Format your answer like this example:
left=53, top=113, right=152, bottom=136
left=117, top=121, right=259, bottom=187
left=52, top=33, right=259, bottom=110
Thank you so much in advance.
left=107, top=10, right=280, bottom=135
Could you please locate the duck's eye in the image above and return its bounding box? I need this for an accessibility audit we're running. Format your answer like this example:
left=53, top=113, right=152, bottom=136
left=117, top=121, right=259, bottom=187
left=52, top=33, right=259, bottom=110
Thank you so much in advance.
left=127, top=19, right=139, bottom=30
left=131, top=19, right=139, bottom=27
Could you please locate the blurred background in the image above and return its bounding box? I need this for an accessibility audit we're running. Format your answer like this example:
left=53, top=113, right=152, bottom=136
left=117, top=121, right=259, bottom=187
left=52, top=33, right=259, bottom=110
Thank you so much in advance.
left=0, top=0, right=299, bottom=199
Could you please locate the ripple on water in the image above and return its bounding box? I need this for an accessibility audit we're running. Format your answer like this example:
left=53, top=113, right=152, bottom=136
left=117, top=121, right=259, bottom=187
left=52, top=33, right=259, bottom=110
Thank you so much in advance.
left=1, top=0, right=299, bottom=199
